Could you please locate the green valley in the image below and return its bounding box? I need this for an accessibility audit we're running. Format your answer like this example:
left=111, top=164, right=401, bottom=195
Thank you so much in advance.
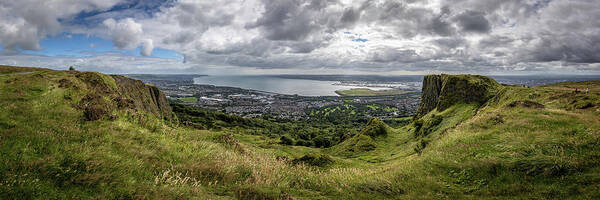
left=1, top=65, right=600, bottom=199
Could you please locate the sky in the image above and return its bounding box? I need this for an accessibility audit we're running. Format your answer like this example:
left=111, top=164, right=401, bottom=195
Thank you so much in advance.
left=0, top=0, right=599, bottom=75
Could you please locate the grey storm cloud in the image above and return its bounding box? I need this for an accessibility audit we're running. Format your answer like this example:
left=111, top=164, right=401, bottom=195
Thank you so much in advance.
left=244, top=0, right=346, bottom=42
left=340, top=8, right=361, bottom=25
left=246, top=0, right=315, bottom=41
left=1, top=0, right=600, bottom=74
left=454, top=10, right=491, bottom=33
left=525, top=34, right=600, bottom=63
left=369, top=48, right=425, bottom=63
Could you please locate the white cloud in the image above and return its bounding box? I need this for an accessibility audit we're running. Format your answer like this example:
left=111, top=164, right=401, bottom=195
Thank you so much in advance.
left=0, top=0, right=123, bottom=54
left=1, top=0, right=600, bottom=74
left=141, top=39, right=153, bottom=56
left=102, top=18, right=143, bottom=50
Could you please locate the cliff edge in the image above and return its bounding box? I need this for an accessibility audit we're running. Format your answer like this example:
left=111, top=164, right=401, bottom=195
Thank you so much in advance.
left=0, top=65, right=173, bottom=122
left=415, top=74, right=501, bottom=118
left=111, top=75, right=172, bottom=121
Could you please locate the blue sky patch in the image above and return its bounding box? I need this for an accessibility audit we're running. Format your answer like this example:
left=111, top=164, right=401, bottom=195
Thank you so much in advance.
left=352, top=38, right=368, bottom=43
left=68, top=0, right=175, bottom=26
left=20, top=33, right=181, bottom=61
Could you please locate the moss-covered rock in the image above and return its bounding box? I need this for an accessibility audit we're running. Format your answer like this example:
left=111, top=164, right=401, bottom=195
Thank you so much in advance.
left=415, top=74, right=501, bottom=118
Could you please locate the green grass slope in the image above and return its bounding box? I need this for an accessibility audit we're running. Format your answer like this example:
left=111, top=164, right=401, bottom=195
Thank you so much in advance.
left=1, top=67, right=600, bottom=199
left=415, top=82, right=600, bottom=198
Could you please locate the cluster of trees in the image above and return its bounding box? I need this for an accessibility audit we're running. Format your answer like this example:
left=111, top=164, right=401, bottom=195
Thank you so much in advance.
left=305, top=103, right=412, bottom=129
left=306, top=103, right=403, bottom=125
left=172, top=103, right=415, bottom=148
left=171, top=103, right=363, bottom=148
left=277, top=127, right=351, bottom=148
left=171, top=103, right=266, bottom=130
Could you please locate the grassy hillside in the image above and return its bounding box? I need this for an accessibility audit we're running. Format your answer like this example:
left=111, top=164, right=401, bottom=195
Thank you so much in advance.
left=1, top=66, right=599, bottom=199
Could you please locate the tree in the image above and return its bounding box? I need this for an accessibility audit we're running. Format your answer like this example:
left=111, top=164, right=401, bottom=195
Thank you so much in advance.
left=280, top=135, right=294, bottom=145
left=313, top=135, right=332, bottom=148
left=69, top=66, right=75, bottom=71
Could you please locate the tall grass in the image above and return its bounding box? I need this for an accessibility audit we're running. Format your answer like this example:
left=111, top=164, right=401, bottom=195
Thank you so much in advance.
left=1, top=67, right=600, bottom=199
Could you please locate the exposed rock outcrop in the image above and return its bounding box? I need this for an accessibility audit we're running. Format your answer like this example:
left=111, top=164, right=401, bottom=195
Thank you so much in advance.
left=415, top=74, right=501, bottom=118
left=70, top=71, right=173, bottom=121
left=111, top=75, right=173, bottom=121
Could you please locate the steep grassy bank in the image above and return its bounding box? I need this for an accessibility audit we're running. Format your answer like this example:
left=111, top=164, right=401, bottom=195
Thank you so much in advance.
left=1, top=66, right=599, bottom=199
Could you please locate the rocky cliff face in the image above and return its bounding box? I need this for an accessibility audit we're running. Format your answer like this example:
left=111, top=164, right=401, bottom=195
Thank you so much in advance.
left=111, top=75, right=173, bottom=121
left=415, top=74, right=501, bottom=118
left=70, top=71, right=173, bottom=121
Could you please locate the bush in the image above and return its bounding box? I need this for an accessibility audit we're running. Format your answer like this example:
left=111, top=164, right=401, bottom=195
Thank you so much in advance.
left=313, top=135, right=333, bottom=148
left=413, top=119, right=424, bottom=137
left=295, top=139, right=314, bottom=147
left=279, top=135, right=294, bottom=145
left=413, top=114, right=443, bottom=137
left=414, top=139, right=428, bottom=155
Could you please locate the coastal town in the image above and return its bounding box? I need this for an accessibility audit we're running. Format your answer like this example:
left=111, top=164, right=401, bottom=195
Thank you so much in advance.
left=127, top=74, right=421, bottom=121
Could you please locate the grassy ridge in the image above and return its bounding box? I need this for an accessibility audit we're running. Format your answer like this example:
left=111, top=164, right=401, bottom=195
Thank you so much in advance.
left=1, top=66, right=600, bottom=199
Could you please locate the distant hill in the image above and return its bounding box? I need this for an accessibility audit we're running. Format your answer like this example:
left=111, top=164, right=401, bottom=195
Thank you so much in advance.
left=1, top=65, right=599, bottom=199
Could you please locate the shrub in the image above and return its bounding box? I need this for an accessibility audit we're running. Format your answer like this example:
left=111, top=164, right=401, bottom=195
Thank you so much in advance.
left=413, top=114, right=443, bottom=137
left=313, top=135, right=333, bottom=148
left=413, top=119, right=423, bottom=135
left=295, top=139, right=313, bottom=147
left=414, top=139, right=428, bottom=155
left=431, top=114, right=443, bottom=126
left=279, top=135, right=294, bottom=145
